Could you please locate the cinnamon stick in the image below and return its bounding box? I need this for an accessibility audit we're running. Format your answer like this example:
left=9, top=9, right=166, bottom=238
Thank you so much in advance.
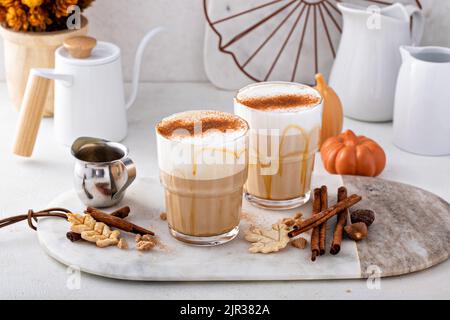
left=85, top=207, right=154, bottom=236
left=310, top=188, right=322, bottom=261
left=330, top=187, right=348, bottom=255
left=319, top=185, right=328, bottom=255
left=109, top=206, right=130, bottom=219
left=288, top=194, right=361, bottom=238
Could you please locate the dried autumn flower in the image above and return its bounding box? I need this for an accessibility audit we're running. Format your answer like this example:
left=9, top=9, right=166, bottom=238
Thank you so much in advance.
left=0, top=0, right=15, bottom=7
left=6, top=1, right=29, bottom=31
left=0, top=6, right=6, bottom=23
left=77, top=0, right=93, bottom=10
left=1, top=0, right=94, bottom=32
left=28, top=5, right=50, bottom=30
left=21, top=0, right=43, bottom=8
left=53, top=0, right=77, bottom=18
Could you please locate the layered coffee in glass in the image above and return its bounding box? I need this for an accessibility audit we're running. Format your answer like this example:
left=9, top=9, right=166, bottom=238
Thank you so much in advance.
left=156, top=110, right=249, bottom=245
left=234, top=82, right=322, bottom=210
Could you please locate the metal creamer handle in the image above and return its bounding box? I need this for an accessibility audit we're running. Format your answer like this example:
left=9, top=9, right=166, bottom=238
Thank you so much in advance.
left=112, top=157, right=136, bottom=200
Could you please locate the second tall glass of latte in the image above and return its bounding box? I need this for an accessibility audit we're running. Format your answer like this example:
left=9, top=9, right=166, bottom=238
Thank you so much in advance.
left=235, top=82, right=322, bottom=210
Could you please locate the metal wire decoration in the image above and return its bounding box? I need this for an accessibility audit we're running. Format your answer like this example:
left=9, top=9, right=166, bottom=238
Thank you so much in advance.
left=203, top=0, right=422, bottom=83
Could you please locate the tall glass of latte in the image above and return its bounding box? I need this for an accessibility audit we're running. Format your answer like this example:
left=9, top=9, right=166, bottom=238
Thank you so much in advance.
left=156, top=110, right=249, bottom=245
left=234, top=82, right=322, bottom=210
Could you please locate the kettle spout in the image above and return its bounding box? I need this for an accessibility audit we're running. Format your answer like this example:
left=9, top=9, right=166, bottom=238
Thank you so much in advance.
left=125, top=26, right=164, bottom=110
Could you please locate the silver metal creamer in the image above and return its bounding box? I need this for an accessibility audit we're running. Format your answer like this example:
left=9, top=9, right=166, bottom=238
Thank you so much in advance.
left=71, top=137, right=136, bottom=208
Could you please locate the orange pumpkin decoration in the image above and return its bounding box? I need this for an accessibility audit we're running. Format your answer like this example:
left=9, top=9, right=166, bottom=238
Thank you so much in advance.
left=314, top=73, right=343, bottom=146
left=320, top=130, right=386, bottom=177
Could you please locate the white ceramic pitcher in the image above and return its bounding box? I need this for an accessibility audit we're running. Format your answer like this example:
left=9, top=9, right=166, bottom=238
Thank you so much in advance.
left=13, top=27, right=163, bottom=157
left=393, top=46, right=450, bottom=156
left=329, top=3, right=424, bottom=122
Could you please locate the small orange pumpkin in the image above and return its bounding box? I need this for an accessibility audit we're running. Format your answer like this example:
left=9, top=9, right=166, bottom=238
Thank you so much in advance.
left=320, top=130, right=386, bottom=177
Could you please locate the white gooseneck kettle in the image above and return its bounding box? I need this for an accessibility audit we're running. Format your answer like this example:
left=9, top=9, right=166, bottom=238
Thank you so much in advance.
left=13, top=27, right=163, bottom=157
left=329, top=3, right=424, bottom=122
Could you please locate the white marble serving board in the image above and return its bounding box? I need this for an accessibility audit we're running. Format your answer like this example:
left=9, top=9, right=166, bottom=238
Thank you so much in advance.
left=37, top=174, right=362, bottom=281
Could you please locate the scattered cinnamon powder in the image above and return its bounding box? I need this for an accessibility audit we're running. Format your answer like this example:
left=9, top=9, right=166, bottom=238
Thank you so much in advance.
left=157, top=111, right=247, bottom=139
left=237, top=94, right=320, bottom=111
left=155, top=237, right=171, bottom=252
left=240, top=211, right=257, bottom=225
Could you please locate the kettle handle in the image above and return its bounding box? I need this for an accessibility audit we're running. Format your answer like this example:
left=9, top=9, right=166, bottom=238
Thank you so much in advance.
left=13, top=70, right=52, bottom=157
left=13, top=69, right=72, bottom=157
left=405, top=5, right=425, bottom=46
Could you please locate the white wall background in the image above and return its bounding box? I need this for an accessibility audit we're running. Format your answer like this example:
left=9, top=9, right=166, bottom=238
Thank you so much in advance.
left=0, top=0, right=449, bottom=83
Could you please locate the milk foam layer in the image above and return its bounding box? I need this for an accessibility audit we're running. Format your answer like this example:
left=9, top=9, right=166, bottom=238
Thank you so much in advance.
left=234, top=82, right=323, bottom=134
left=156, top=110, right=249, bottom=180
left=157, top=110, right=247, bottom=142
left=236, top=81, right=321, bottom=112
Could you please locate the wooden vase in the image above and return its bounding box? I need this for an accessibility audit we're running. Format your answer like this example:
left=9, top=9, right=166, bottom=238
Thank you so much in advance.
left=0, top=16, right=88, bottom=117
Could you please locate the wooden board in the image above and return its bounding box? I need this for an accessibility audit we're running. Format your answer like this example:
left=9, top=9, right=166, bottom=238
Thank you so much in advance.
left=37, top=174, right=450, bottom=281
left=343, top=175, right=450, bottom=278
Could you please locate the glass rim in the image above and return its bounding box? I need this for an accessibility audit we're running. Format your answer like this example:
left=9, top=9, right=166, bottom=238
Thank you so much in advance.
left=155, top=109, right=249, bottom=145
left=234, top=81, right=323, bottom=115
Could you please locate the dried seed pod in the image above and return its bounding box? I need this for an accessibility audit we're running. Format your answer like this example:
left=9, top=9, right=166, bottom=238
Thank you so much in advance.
left=117, top=238, right=128, bottom=250
left=293, top=212, right=303, bottom=219
left=281, top=217, right=296, bottom=227
left=291, top=237, right=308, bottom=249
left=141, top=234, right=154, bottom=242
left=344, top=222, right=368, bottom=241
left=351, top=209, right=375, bottom=227
left=66, top=231, right=81, bottom=242
left=136, top=238, right=156, bottom=251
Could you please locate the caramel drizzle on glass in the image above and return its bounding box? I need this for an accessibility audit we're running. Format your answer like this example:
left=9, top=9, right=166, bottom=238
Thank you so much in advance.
left=256, top=124, right=320, bottom=199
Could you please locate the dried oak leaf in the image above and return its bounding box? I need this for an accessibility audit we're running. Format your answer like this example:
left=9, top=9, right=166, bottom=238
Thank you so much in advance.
left=245, top=224, right=290, bottom=253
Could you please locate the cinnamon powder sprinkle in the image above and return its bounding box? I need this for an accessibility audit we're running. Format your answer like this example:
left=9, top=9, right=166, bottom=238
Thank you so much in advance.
left=157, top=111, right=247, bottom=139
left=237, top=94, right=320, bottom=111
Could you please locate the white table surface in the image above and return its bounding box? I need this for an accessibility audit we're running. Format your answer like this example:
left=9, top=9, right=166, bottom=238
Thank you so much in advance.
left=0, top=82, right=449, bottom=300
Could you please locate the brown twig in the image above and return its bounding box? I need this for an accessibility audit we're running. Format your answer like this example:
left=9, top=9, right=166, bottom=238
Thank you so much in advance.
left=310, top=188, right=321, bottom=261
left=288, top=194, right=361, bottom=238
left=319, top=185, right=328, bottom=255
left=330, top=187, right=348, bottom=255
